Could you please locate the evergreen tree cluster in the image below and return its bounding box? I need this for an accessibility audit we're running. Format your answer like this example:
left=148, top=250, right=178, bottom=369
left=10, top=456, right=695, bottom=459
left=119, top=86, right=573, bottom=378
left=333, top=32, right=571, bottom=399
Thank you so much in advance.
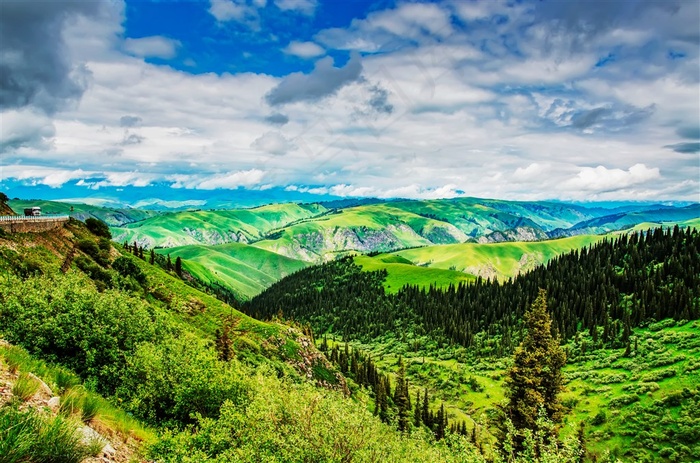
left=246, top=226, right=700, bottom=356
left=320, top=340, right=468, bottom=439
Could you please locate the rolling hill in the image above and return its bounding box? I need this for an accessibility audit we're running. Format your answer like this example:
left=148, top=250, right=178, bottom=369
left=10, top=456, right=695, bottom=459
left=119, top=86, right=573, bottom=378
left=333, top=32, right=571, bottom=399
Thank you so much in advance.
left=160, top=242, right=308, bottom=300
left=111, top=202, right=328, bottom=248
left=390, top=234, right=607, bottom=280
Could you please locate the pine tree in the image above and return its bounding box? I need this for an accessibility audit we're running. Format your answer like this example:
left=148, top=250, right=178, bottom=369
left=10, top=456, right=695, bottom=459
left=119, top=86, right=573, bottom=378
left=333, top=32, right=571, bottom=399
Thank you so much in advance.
left=149, top=249, right=155, bottom=265
left=394, top=357, right=409, bottom=432
left=175, top=256, right=183, bottom=277
left=413, top=390, right=422, bottom=428
left=504, top=289, right=566, bottom=448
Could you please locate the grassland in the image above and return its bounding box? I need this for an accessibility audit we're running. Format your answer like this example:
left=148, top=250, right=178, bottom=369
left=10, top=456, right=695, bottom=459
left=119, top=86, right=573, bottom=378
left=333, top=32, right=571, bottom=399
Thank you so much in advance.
left=391, top=234, right=606, bottom=280
left=354, top=254, right=475, bottom=293
left=160, top=242, right=308, bottom=300
left=112, top=202, right=327, bottom=248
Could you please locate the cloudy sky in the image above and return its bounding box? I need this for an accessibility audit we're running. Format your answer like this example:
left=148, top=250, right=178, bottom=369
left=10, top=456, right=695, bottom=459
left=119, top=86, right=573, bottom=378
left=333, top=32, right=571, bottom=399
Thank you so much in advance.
left=1, top=0, right=699, bottom=205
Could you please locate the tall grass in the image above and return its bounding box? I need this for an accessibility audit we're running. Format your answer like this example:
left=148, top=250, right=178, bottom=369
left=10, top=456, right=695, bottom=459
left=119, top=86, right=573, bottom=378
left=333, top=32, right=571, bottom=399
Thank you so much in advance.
left=0, top=406, right=91, bottom=463
left=11, top=373, right=40, bottom=402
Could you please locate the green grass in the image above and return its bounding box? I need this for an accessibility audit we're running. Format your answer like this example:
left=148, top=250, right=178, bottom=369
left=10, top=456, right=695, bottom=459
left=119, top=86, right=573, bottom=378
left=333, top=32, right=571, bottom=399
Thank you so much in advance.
left=158, top=242, right=308, bottom=300
left=0, top=406, right=93, bottom=463
left=392, top=234, right=606, bottom=280
left=111, top=203, right=327, bottom=248
left=354, top=255, right=475, bottom=293
left=11, top=373, right=40, bottom=402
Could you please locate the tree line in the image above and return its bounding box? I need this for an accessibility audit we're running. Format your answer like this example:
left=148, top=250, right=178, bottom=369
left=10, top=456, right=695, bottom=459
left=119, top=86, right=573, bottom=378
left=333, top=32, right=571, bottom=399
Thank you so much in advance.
left=245, top=226, right=700, bottom=357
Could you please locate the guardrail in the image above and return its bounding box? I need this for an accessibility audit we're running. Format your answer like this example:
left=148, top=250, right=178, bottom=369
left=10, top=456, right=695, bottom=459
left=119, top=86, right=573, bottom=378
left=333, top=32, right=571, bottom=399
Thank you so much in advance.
left=0, top=215, right=70, bottom=222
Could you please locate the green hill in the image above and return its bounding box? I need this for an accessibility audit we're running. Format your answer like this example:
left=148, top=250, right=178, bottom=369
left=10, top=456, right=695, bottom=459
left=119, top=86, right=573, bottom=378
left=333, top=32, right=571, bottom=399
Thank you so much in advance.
left=551, top=204, right=700, bottom=237
left=391, top=234, right=605, bottom=280
left=112, top=202, right=328, bottom=248
left=160, top=242, right=308, bottom=300
left=354, top=254, right=476, bottom=293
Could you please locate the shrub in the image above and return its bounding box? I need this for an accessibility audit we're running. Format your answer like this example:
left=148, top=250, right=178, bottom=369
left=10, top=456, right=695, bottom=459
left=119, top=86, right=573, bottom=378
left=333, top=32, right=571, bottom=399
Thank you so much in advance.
left=591, top=410, right=607, bottom=426
left=85, top=218, right=111, bottom=239
left=112, top=256, right=147, bottom=286
left=609, top=394, right=640, bottom=408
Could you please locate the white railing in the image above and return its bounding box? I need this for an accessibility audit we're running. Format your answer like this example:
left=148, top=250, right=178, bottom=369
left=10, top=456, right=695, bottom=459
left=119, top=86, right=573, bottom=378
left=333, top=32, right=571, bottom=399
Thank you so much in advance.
left=0, top=215, right=70, bottom=222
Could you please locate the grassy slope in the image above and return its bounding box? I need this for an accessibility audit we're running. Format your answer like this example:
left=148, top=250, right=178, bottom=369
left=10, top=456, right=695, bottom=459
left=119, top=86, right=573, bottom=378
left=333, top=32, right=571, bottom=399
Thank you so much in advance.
left=252, top=204, right=468, bottom=261
left=392, top=234, right=606, bottom=280
left=346, top=319, right=700, bottom=462
left=112, top=203, right=327, bottom=248
left=160, top=243, right=308, bottom=300
left=354, top=255, right=475, bottom=293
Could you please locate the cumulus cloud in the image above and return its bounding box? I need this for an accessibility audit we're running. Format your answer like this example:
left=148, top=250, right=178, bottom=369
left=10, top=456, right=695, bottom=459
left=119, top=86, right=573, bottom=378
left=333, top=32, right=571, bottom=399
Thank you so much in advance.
left=265, top=53, right=362, bottom=106
left=208, top=0, right=265, bottom=27
left=120, top=115, right=142, bottom=127
left=562, top=164, right=660, bottom=192
left=124, top=36, right=180, bottom=59
left=251, top=131, right=293, bottom=155
left=512, top=163, right=550, bottom=182
left=0, top=0, right=105, bottom=114
left=283, top=41, right=325, bottom=58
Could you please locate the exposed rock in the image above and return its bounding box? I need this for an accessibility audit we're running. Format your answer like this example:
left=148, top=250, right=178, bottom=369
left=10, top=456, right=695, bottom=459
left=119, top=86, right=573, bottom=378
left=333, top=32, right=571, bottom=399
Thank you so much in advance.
left=47, top=396, right=61, bottom=410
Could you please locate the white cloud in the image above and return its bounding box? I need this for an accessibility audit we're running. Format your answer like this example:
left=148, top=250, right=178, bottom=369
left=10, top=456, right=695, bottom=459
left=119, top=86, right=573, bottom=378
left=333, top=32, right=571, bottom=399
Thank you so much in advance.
left=274, top=0, right=317, bottom=15
left=562, top=164, right=660, bottom=193
left=283, top=41, right=325, bottom=59
left=251, top=131, right=293, bottom=155
left=123, top=36, right=180, bottom=59
left=208, top=0, right=265, bottom=27
left=2, top=0, right=698, bottom=203
left=196, top=169, right=267, bottom=189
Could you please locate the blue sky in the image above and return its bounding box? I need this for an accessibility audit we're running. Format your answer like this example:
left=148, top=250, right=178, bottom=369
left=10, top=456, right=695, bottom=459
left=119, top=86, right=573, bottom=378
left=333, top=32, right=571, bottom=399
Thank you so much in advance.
left=1, top=0, right=699, bottom=206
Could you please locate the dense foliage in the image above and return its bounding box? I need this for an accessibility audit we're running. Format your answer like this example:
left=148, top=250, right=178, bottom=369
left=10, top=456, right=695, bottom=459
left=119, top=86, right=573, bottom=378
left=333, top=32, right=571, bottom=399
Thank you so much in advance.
left=246, top=226, right=700, bottom=357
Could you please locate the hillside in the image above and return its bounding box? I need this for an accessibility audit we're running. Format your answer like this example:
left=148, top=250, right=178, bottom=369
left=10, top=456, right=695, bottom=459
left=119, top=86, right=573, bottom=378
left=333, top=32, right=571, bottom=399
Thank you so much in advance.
left=550, top=204, right=700, bottom=237
left=111, top=202, right=328, bottom=248
left=160, top=242, right=308, bottom=300
left=246, top=225, right=700, bottom=461
left=1, top=219, right=516, bottom=462
left=391, top=234, right=606, bottom=280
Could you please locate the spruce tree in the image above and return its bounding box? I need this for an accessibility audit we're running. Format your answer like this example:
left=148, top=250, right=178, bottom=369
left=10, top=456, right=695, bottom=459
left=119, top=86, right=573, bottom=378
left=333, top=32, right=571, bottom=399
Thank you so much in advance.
left=505, top=288, right=566, bottom=445
left=175, top=256, right=183, bottom=277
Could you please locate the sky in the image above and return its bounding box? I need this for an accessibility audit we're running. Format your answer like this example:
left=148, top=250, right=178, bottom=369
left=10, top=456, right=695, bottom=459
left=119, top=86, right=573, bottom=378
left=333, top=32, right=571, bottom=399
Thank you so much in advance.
left=1, top=0, right=699, bottom=206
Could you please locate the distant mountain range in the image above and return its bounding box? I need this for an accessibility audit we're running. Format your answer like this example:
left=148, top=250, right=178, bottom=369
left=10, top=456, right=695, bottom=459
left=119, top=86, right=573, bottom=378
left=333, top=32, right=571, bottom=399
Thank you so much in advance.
left=9, top=197, right=699, bottom=300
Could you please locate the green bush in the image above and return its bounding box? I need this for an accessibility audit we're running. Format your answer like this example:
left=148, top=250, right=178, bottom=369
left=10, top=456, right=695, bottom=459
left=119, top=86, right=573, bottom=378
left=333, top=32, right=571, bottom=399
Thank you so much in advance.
left=112, top=256, right=147, bottom=286
left=76, top=239, right=110, bottom=267
left=591, top=410, right=607, bottom=426
left=85, top=218, right=111, bottom=239
left=0, top=272, right=161, bottom=396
